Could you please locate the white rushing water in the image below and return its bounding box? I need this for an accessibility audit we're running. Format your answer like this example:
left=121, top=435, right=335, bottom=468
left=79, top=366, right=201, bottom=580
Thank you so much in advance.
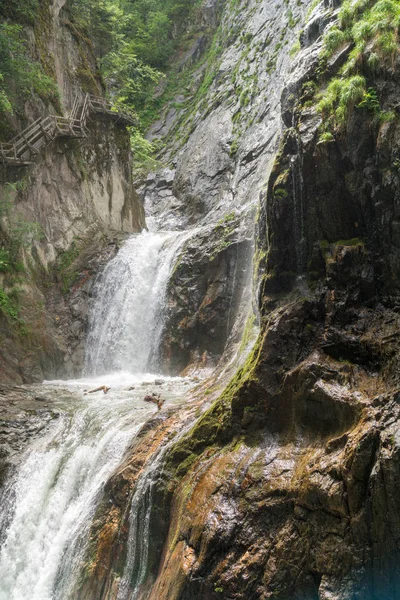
left=84, top=230, right=195, bottom=375
left=0, top=229, right=198, bottom=600
left=0, top=376, right=194, bottom=600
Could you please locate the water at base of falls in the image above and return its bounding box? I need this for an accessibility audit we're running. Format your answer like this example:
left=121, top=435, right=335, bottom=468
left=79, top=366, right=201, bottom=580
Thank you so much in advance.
left=0, top=375, right=195, bottom=600
left=0, top=230, right=198, bottom=600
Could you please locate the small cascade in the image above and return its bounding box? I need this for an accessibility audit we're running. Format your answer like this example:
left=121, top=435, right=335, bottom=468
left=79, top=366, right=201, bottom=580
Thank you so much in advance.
left=0, top=385, right=158, bottom=600
left=290, top=126, right=307, bottom=274
left=116, top=411, right=198, bottom=600
left=84, top=229, right=195, bottom=376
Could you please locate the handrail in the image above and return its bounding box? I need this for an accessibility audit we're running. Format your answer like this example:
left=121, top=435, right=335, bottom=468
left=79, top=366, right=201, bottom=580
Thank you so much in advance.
left=0, top=94, right=134, bottom=166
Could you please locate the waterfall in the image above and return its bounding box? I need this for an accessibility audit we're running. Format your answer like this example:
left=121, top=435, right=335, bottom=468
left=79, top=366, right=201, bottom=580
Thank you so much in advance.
left=0, top=226, right=199, bottom=600
left=84, top=229, right=195, bottom=376
left=0, top=386, right=162, bottom=600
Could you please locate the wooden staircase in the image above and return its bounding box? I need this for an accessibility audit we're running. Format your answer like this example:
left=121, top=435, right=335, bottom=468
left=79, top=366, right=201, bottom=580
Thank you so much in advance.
left=0, top=94, right=135, bottom=167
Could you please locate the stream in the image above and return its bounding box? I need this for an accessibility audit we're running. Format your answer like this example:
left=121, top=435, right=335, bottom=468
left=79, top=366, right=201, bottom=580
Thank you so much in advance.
left=0, top=230, right=199, bottom=600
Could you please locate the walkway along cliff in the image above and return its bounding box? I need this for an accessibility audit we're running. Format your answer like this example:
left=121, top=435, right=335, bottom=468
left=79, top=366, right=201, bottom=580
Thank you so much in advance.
left=0, top=94, right=135, bottom=167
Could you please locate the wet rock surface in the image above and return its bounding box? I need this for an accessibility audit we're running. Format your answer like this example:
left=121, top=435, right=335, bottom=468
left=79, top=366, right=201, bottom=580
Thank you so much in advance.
left=141, top=0, right=309, bottom=372
left=0, top=385, right=60, bottom=486
left=160, top=219, right=253, bottom=375
left=3, top=0, right=400, bottom=598
left=45, top=230, right=127, bottom=378
left=75, top=0, right=400, bottom=597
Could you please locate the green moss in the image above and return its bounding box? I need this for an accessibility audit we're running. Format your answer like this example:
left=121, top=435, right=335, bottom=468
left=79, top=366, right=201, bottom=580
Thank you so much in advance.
left=239, top=312, right=257, bottom=354
left=334, top=237, right=364, bottom=247
left=62, top=19, right=102, bottom=95
left=209, top=214, right=238, bottom=261
left=319, top=239, right=330, bottom=254
left=165, top=332, right=265, bottom=480
left=274, top=187, right=289, bottom=199
left=0, top=287, right=20, bottom=321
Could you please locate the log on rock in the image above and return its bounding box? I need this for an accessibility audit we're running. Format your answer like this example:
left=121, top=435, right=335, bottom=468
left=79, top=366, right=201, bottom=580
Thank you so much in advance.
left=84, top=385, right=110, bottom=395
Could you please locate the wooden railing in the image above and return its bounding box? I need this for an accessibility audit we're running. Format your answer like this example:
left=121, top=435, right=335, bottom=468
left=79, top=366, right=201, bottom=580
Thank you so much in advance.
left=0, top=94, right=135, bottom=167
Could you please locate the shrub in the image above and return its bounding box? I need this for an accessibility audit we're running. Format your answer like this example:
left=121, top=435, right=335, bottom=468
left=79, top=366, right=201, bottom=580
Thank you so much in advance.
left=319, top=131, right=335, bottom=143
left=317, top=75, right=366, bottom=127
left=357, top=87, right=380, bottom=111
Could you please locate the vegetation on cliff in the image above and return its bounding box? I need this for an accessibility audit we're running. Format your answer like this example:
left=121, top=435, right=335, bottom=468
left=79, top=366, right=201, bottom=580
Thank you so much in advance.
left=316, top=0, right=399, bottom=133
left=65, top=0, right=203, bottom=172
left=0, top=0, right=63, bottom=123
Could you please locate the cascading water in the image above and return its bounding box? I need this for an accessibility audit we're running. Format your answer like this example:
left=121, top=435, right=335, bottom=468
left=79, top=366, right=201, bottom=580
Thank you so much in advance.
left=0, top=377, right=195, bottom=600
left=0, top=226, right=199, bottom=600
left=84, top=230, right=195, bottom=375
left=0, top=388, right=151, bottom=600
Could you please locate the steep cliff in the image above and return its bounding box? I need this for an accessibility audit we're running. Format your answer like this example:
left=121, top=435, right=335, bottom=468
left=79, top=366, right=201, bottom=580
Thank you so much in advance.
left=76, top=0, right=400, bottom=598
left=142, top=0, right=310, bottom=373
left=0, top=0, right=145, bottom=383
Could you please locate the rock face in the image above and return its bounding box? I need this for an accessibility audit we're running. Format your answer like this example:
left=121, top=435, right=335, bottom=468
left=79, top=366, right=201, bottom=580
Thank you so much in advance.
left=0, top=384, right=66, bottom=488
left=73, top=0, right=400, bottom=598
left=142, top=0, right=310, bottom=373
left=160, top=218, right=253, bottom=374
left=0, top=0, right=145, bottom=383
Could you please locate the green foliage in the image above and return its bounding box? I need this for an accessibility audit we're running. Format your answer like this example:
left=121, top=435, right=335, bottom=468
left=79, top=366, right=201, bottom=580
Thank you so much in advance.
left=0, top=250, right=24, bottom=274
left=57, top=243, right=80, bottom=273
left=130, top=129, right=160, bottom=176
left=0, top=179, right=43, bottom=272
left=0, top=22, right=59, bottom=120
left=101, top=45, right=160, bottom=109
left=315, top=0, right=400, bottom=131
left=0, top=0, right=39, bottom=25
left=0, top=288, right=20, bottom=321
left=319, top=131, right=335, bottom=143
left=217, top=213, right=236, bottom=226
left=55, top=241, right=84, bottom=294
left=317, top=75, right=366, bottom=128
left=67, top=0, right=202, bottom=167
left=68, top=0, right=199, bottom=90
left=229, top=139, right=239, bottom=157
left=323, top=0, right=400, bottom=71
left=290, top=39, right=301, bottom=57
left=323, top=27, right=347, bottom=54
left=0, top=75, right=12, bottom=114
left=357, top=87, right=380, bottom=111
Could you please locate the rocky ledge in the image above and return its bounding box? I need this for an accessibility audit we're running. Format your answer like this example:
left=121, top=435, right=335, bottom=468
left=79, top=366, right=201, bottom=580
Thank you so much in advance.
left=0, top=385, right=61, bottom=487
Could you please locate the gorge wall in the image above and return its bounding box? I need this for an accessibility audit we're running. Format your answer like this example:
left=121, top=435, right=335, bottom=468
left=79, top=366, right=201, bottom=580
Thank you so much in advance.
left=0, top=0, right=145, bottom=383
left=74, top=0, right=400, bottom=599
